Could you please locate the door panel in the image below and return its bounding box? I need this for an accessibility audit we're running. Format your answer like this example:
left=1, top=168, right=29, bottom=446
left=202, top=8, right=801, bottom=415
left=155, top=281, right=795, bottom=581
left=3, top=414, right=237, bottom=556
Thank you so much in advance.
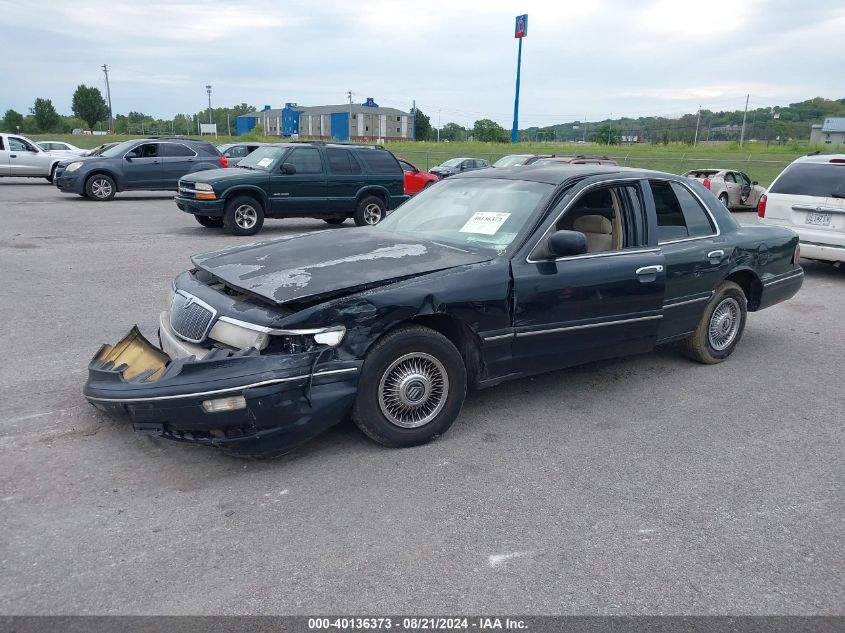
left=123, top=143, right=162, bottom=187
left=7, top=137, right=49, bottom=176
left=160, top=143, right=198, bottom=186
left=269, top=147, right=327, bottom=215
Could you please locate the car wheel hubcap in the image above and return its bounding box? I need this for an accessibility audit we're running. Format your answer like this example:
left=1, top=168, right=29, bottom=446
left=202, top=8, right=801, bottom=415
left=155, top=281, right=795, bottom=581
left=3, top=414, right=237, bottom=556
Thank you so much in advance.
left=378, top=352, right=449, bottom=428
left=363, top=203, right=382, bottom=225
left=708, top=297, right=741, bottom=351
left=234, top=205, right=257, bottom=229
left=92, top=179, right=112, bottom=198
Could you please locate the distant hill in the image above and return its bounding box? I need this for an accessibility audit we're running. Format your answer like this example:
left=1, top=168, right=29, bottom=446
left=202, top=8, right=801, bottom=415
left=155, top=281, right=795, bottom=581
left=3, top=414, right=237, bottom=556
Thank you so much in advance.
left=520, top=97, right=845, bottom=144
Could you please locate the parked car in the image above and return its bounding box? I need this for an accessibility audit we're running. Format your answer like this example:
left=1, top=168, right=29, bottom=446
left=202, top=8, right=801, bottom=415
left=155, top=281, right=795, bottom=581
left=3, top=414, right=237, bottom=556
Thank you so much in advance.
left=398, top=159, right=438, bottom=194
left=493, top=154, right=544, bottom=168
left=53, top=138, right=228, bottom=201
left=217, top=142, right=273, bottom=167
left=529, top=155, right=619, bottom=166
left=84, top=164, right=803, bottom=459
left=757, top=154, right=845, bottom=264
left=175, top=142, right=407, bottom=235
left=429, top=157, right=490, bottom=179
left=0, top=133, right=65, bottom=182
left=84, top=142, right=121, bottom=157
left=684, top=169, right=766, bottom=210
left=37, top=140, right=87, bottom=157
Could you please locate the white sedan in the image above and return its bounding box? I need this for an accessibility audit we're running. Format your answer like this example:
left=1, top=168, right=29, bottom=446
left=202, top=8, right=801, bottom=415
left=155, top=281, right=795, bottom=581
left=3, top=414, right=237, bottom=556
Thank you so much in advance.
left=757, top=154, right=845, bottom=265
left=37, top=140, right=87, bottom=157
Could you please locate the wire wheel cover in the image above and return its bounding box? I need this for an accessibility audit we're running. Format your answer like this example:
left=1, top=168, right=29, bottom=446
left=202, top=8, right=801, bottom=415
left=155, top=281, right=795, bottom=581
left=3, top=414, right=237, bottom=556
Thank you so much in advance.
left=708, top=297, right=741, bottom=351
left=378, top=352, right=449, bottom=428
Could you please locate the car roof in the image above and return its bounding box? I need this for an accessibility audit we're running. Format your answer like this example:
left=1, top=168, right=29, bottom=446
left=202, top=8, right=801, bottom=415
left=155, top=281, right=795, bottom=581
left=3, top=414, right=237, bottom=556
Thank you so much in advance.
left=455, top=164, right=681, bottom=185
left=794, top=153, right=845, bottom=164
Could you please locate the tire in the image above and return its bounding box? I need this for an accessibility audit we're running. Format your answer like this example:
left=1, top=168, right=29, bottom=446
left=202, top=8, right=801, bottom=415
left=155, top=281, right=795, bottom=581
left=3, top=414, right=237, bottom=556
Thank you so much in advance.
left=352, top=325, right=467, bottom=448
left=85, top=174, right=116, bottom=201
left=195, top=215, right=224, bottom=228
left=323, top=217, right=346, bottom=225
left=678, top=281, right=747, bottom=364
left=353, top=195, right=386, bottom=226
left=223, top=195, right=264, bottom=236
left=718, top=193, right=729, bottom=208
left=422, top=181, right=434, bottom=189
left=45, top=164, right=58, bottom=183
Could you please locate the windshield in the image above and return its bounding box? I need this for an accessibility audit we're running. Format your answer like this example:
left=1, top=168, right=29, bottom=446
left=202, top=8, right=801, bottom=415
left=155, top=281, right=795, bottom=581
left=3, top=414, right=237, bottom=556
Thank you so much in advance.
left=494, top=155, right=530, bottom=168
left=101, top=140, right=140, bottom=158
left=377, top=178, right=554, bottom=255
left=237, top=145, right=287, bottom=170
left=439, top=158, right=464, bottom=168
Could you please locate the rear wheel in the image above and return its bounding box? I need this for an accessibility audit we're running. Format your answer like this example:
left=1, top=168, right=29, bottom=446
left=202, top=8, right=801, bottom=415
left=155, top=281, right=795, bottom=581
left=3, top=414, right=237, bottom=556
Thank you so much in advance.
left=85, top=174, right=116, bottom=201
left=195, top=215, right=224, bottom=228
left=353, top=195, right=386, bottom=226
left=223, top=196, right=264, bottom=236
left=718, top=193, right=729, bottom=208
left=352, top=325, right=467, bottom=448
left=678, top=281, right=747, bottom=364
left=323, top=217, right=346, bottom=225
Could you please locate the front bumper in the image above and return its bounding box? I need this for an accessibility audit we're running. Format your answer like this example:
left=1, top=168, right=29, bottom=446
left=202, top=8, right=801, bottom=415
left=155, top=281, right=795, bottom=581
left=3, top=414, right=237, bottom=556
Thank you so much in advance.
left=54, top=172, right=84, bottom=193
left=175, top=194, right=225, bottom=217
left=83, top=326, right=360, bottom=457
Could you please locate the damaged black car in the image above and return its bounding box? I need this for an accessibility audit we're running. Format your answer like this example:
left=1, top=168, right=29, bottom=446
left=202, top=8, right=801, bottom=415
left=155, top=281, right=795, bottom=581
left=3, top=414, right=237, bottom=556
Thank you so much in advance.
left=84, top=165, right=803, bottom=458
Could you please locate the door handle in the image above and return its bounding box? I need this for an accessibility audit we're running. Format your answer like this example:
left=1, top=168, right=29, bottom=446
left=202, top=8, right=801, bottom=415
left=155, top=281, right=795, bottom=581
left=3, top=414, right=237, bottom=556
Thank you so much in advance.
left=10, top=154, right=16, bottom=158
left=707, top=249, right=725, bottom=264
left=635, top=265, right=664, bottom=283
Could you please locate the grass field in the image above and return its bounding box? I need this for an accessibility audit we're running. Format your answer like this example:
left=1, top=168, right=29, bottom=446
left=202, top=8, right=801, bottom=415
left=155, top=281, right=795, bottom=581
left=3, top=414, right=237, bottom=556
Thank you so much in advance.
left=29, top=133, right=822, bottom=186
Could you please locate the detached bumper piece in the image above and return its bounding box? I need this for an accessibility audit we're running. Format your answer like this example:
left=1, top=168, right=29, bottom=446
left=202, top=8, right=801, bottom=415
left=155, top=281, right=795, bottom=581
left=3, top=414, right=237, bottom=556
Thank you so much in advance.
left=84, top=326, right=360, bottom=457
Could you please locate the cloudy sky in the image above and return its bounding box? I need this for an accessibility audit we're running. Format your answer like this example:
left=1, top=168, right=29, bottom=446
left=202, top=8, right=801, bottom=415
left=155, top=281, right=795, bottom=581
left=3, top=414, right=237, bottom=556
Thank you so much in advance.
left=1, top=0, right=843, bottom=127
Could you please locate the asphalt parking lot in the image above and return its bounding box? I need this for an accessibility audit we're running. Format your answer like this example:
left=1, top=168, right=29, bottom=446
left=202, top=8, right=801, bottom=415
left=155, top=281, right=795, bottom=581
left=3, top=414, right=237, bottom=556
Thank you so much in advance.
left=0, top=178, right=842, bottom=616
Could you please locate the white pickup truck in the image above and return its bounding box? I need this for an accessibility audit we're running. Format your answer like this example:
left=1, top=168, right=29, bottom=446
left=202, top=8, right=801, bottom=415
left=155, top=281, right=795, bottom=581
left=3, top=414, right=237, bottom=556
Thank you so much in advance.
left=0, top=133, right=65, bottom=182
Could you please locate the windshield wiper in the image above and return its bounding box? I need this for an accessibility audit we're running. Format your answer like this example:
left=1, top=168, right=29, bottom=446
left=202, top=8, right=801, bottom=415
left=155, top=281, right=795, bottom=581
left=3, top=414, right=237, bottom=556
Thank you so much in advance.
left=238, top=165, right=255, bottom=170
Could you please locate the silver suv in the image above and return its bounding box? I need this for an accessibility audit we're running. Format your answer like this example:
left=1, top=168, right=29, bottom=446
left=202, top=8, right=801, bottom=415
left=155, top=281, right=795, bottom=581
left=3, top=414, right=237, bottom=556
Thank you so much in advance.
left=0, top=133, right=64, bottom=182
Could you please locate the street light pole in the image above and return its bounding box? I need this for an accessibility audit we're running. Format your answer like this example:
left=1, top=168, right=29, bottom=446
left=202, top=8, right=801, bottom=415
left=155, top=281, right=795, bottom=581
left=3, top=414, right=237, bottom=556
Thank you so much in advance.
left=206, top=85, right=212, bottom=125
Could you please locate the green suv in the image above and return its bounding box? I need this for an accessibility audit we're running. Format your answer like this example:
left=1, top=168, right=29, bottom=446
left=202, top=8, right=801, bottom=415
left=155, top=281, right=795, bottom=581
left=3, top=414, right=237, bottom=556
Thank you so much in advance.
left=174, top=142, right=408, bottom=235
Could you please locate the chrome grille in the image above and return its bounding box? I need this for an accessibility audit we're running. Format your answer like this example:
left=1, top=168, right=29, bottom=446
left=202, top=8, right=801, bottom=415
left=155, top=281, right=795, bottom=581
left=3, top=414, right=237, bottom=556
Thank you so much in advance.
left=169, top=291, right=216, bottom=343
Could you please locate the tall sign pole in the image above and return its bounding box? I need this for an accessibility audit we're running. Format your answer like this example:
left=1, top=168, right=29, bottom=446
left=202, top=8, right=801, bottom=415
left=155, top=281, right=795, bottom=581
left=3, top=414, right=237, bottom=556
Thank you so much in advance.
left=512, top=14, right=527, bottom=144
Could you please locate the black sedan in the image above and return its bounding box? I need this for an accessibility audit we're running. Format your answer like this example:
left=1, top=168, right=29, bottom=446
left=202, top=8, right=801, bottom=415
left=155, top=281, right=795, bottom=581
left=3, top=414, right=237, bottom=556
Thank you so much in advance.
left=84, top=165, right=803, bottom=458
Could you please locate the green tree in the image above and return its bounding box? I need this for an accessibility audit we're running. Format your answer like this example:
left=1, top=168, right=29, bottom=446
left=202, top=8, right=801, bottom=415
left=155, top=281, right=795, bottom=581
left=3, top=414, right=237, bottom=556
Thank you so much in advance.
left=412, top=107, right=432, bottom=141
left=3, top=109, right=24, bottom=131
left=439, top=122, right=466, bottom=142
left=593, top=123, right=621, bottom=145
left=472, top=118, right=508, bottom=143
left=31, top=98, right=60, bottom=132
left=72, top=84, right=109, bottom=130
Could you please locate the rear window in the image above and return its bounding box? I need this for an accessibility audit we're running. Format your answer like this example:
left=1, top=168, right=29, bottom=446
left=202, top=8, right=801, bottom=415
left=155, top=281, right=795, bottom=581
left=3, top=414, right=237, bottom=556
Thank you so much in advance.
left=357, top=149, right=402, bottom=174
left=768, top=162, right=845, bottom=197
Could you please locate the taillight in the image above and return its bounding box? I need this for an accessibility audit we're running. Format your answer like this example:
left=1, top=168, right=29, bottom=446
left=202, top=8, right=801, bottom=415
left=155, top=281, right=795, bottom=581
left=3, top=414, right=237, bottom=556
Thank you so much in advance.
left=218, top=156, right=229, bottom=168
left=702, top=178, right=711, bottom=190
left=793, top=244, right=801, bottom=266
left=757, top=194, right=767, bottom=218
left=830, top=158, right=845, bottom=164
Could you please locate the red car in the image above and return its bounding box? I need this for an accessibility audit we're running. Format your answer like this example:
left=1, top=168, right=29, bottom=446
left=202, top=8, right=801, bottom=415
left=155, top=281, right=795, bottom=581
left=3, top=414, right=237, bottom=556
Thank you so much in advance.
left=398, top=159, right=439, bottom=195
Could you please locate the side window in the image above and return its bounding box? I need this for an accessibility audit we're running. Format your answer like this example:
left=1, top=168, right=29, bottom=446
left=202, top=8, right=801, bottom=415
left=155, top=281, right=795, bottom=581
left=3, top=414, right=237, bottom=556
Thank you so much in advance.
left=128, top=143, right=159, bottom=158
left=161, top=143, right=196, bottom=157
left=737, top=172, right=750, bottom=186
left=0, top=137, right=4, bottom=150
left=9, top=137, right=36, bottom=152
left=397, top=160, right=415, bottom=173
left=649, top=180, right=715, bottom=242
left=286, top=147, right=323, bottom=174
left=225, top=146, right=247, bottom=158
left=326, top=148, right=362, bottom=174
left=553, top=184, right=646, bottom=253
left=357, top=149, right=402, bottom=174
left=724, top=172, right=736, bottom=183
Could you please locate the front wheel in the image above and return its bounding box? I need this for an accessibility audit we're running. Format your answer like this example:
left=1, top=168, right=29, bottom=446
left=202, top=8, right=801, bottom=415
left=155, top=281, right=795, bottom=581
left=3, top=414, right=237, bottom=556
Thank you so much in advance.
left=678, top=281, right=747, bottom=364
left=46, top=164, right=57, bottom=183
left=352, top=325, right=467, bottom=448
left=353, top=195, right=386, bottom=226
left=85, top=174, right=116, bottom=201
left=195, top=215, right=224, bottom=228
left=718, top=193, right=729, bottom=208
left=223, top=196, right=264, bottom=236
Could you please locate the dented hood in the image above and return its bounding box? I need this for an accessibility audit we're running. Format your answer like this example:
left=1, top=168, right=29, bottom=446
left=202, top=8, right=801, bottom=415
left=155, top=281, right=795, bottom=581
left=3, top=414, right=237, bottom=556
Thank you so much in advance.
left=192, top=229, right=493, bottom=306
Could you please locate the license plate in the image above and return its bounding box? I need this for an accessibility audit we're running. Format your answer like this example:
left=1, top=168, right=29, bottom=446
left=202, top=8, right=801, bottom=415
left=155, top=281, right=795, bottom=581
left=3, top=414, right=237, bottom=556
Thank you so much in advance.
left=805, top=211, right=832, bottom=226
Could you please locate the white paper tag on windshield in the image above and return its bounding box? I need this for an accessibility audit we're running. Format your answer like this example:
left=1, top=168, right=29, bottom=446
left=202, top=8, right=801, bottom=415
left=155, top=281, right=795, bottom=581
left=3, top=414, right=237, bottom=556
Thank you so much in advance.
left=257, top=157, right=273, bottom=167
left=459, top=212, right=511, bottom=235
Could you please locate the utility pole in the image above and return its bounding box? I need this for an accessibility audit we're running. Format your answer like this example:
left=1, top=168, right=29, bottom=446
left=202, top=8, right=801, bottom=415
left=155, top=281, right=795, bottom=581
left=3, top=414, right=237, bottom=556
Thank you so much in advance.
left=693, top=105, right=702, bottom=147
left=205, top=85, right=212, bottom=124
left=739, top=93, right=749, bottom=148
left=437, top=109, right=441, bottom=143
left=102, top=64, right=113, bottom=134
left=348, top=90, right=353, bottom=141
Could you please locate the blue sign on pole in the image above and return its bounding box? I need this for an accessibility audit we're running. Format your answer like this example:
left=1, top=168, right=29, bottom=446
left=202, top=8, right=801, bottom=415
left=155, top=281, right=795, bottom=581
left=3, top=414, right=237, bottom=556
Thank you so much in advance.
left=512, top=15, right=527, bottom=143
left=515, top=14, right=527, bottom=38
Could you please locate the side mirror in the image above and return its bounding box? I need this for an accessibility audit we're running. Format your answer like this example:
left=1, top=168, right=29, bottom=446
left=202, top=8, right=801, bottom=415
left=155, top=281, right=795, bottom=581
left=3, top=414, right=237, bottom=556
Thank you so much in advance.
left=125, top=155, right=133, bottom=161
left=535, top=230, right=588, bottom=259
left=752, top=180, right=758, bottom=185
left=281, top=162, right=296, bottom=175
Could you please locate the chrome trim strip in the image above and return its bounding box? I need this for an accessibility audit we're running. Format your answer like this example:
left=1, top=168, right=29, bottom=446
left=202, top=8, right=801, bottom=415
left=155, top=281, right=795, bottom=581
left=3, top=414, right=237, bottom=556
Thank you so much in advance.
left=664, top=294, right=711, bottom=308
left=86, top=368, right=360, bottom=403
left=763, top=270, right=804, bottom=287
left=515, top=314, right=663, bottom=337
left=216, top=317, right=346, bottom=338
left=217, top=316, right=272, bottom=333
left=799, top=240, right=845, bottom=251
left=792, top=204, right=845, bottom=215
left=482, top=333, right=514, bottom=342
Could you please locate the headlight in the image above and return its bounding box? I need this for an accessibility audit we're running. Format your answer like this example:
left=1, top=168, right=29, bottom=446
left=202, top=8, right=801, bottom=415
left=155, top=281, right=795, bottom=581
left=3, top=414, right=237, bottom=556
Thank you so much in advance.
left=208, top=316, right=346, bottom=353
left=195, top=182, right=213, bottom=191
left=209, top=318, right=270, bottom=351
left=65, top=162, right=83, bottom=172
